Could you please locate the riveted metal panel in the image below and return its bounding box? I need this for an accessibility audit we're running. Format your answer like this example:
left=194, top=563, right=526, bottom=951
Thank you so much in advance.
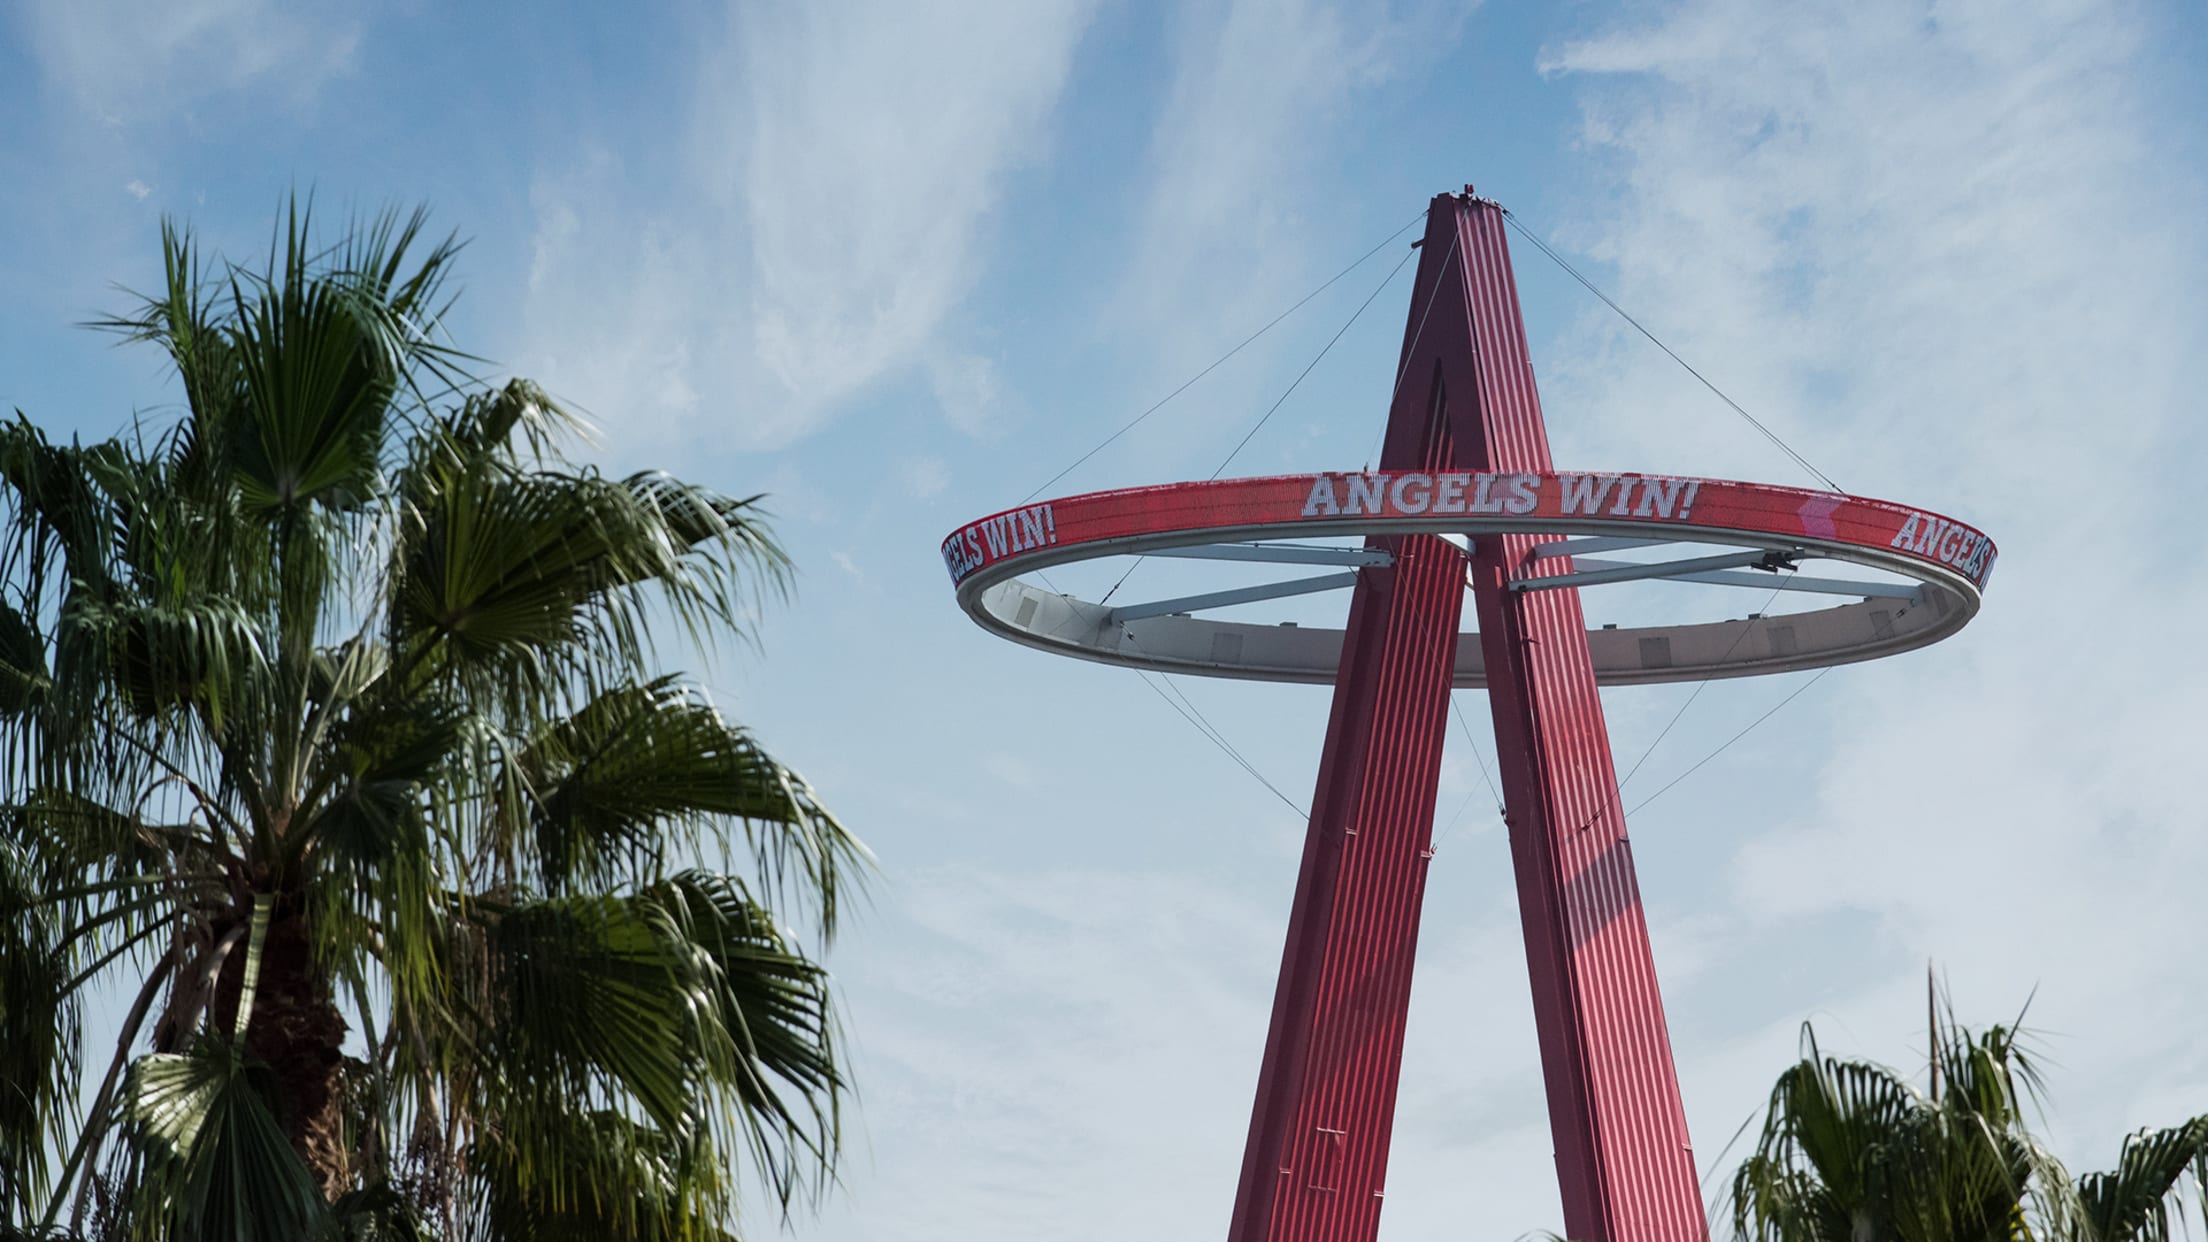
left=1450, top=197, right=1706, bottom=1242
left=1225, top=211, right=1474, bottom=1242
left=1225, top=193, right=1706, bottom=1242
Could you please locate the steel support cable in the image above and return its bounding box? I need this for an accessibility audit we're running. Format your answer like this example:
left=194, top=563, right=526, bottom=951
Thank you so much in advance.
left=1133, top=670, right=1310, bottom=821
left=1449, top=694, right=1505, bottom=815
left=1098, top=243, right=1417, bottom=608
left=1440, top=627, right=1830, bottom=849
left=1119, top=623, right=1309, bottom=821
left=1363, top=224, right=1464, bottom=471
left=983, top=218, right=1431, bottom=836
left=1497, top=209, right=1845, bottom=496
left=1084, top=215, right=1455, bottom=834
left=1617, top=574, right=1797, bottom=792
left=1136, top=644, right=1280, bottom=792
left=1030, top=566, right=1307, bottom=821
left=1537, top=572, right=1799, bottom=837
left=1019, top=208, right=1428, bottom=506
left=1430, top=692, right=1506, bottom=854
left=1625, top=667, right=1830, bottom=818
left=1210, top=244, right=1419, bottom=481
left=1024, top=207, right=1837, bottom=833
left=1432, top=784, right=1485, bottom=849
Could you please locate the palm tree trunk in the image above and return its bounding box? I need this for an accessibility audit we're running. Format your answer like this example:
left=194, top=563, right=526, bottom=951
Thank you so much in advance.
left=216, top=890, right=350, bottom=1196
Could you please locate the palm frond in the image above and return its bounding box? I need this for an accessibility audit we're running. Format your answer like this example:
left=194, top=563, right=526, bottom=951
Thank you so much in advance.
left=0, top=417, right=115, bottom=603
left=2075, top=1119, right=2208, bottom=1242
left=641, top=872, right=845, bottom=1204
left=435, top=381, right=578, bottom=465
left=447, top=872, right=843, bottom=1227
left=0, top=602, right=51, bottom=719
left=1727, top=1009, right=2097, bottom=1242
left=0, top=836, right=80, bottom=1218
left=2, top=203, right=867, bottom=1240
left=114, top=1039, right=327, bottom=1242
left=58, top=595, right=269, bottom=729
left=391, top=454, right=788, bottom=707
left=499, top=676, right=868, bottom=932
left=465, top=1110, right=737, bottom=1242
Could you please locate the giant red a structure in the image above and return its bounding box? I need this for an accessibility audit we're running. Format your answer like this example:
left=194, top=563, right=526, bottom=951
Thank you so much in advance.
left=1226, top=192, right=1700, bottom=1241
left=941, top=188, right=1994, bottom=1242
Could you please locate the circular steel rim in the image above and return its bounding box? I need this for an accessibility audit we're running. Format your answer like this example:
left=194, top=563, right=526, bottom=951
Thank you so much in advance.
left=943, top=471, right=1994, bottom=687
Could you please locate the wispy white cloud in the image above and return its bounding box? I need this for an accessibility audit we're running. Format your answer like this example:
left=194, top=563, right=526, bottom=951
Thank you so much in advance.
left=805, top=3, right=2208, bottom=1238
left=901, top=455, right=950, bottom=500
left=1117, top=4, right=1366, bottom=338
left=18, top=0, right=361, bottom=123
left=925, top=352, right=1009, bottom=439
left=817, top=865, right=1290, bottom=1241
left=740, top=5, right=1090, bottom=436
left=1539, top=0, right=2208, bottom=1191
left=977, top=752, right=1041, bottom=790
left=515, top=1, right=1098, bottom=457
left=1112, top=1, right=1474, bottom=375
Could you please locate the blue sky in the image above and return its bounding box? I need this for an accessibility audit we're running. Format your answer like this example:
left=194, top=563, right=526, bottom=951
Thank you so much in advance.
left=5, top=1, right=2207, bottom=1238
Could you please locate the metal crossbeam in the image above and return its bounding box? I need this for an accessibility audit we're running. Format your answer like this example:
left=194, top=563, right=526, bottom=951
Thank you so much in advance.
left=1108, top=571, right=1361, bottom=624
left=1528, top=535, right=1669, bottom=559
left=1145, top=543, right=1392, bottom=568
left=1513, top=548, right=1802, bottom=592
left=1549, top=556, right=1918, bottom=600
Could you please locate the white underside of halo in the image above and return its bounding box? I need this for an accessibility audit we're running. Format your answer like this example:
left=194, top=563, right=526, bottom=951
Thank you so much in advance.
left=958, top=517, right=1977, bottom=688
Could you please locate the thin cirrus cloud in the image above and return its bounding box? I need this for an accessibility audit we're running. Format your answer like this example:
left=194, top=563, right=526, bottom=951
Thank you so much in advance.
left=17, top=0, right=361, bottom=124
left=515, top=0, right=1098, bottom=458
left=1540, top=0, right=2206, bottom=1185
left=803, top=2, right=2208, bottom=1239
left=1103, top=0, right=1475, bottom=468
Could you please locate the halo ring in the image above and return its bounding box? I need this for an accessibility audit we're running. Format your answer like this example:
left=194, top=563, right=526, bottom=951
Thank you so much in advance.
left=942, top=471, right=1995, bottom=687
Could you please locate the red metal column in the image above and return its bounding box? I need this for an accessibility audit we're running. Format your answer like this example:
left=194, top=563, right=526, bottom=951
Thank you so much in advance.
left=1224, top=206, right=1476, bottom=1242
left=1225, top=192, right=1703, bottom=1242
left=1445, top=194, right=1706, bottom=1241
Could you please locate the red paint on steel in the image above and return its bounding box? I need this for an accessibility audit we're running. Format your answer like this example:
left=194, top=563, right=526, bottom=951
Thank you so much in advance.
left=1444, top=196, right=1707, bottom=1239
left=939, top=191, right=1996, bottom=1241
left=1225, top=214, right=1472, bottom=1242
left=938, top=473, right=1996, bottom=592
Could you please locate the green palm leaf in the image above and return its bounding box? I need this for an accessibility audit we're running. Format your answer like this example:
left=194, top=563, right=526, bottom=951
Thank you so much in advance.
left=2076, top=1120, right=2208, bottom=1242
left=394, top=459, right=782, bottom=680
left=466, top=1110, right=736, bottom=1242
left=0, top=837, right=79, bottom=1211
left=116, top=1039, right=327, bottom=1242
left=0, top=603, right=50, bottom=718
left=448, top=872, right=842, bottom=1227
left=0, top=200, right=867, bottom=1240
left=1728, top=1000, right=2204, bottom=1242
left=504, top=677, right=865, bottom=924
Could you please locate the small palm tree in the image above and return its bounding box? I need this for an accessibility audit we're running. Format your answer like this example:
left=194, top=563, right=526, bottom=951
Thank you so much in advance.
left=0, top=203, right=867, bottom=1240
left=1729, top=1000, right=2207, bottom=1242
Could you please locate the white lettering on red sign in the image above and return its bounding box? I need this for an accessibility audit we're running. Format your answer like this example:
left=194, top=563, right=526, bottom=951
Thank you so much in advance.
left=1890, top=511, right=1995, bottom=583
left=942, top=477, right=1991, bottom=592
left=942, top=503, right=1056, bottom=581
left=1303, top=472, right=1694, bottom=521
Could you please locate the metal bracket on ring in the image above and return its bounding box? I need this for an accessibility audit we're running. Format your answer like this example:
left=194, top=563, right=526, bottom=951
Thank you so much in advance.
left=1512, top=547, right=1807, bottom=592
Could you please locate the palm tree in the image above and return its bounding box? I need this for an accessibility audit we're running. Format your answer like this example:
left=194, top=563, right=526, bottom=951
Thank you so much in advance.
left=0, top=203, right=868, bottom=1240
left=1729, top=1000, right=2208, bottom=1241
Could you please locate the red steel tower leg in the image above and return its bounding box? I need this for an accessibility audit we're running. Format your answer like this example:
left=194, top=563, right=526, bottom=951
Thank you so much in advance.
left=1226, top=192, right=1703, bottom=1242
left=1446, top=194, right=1705, bottom=1241
left=1225, top=208, right=1473, bottom=1242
